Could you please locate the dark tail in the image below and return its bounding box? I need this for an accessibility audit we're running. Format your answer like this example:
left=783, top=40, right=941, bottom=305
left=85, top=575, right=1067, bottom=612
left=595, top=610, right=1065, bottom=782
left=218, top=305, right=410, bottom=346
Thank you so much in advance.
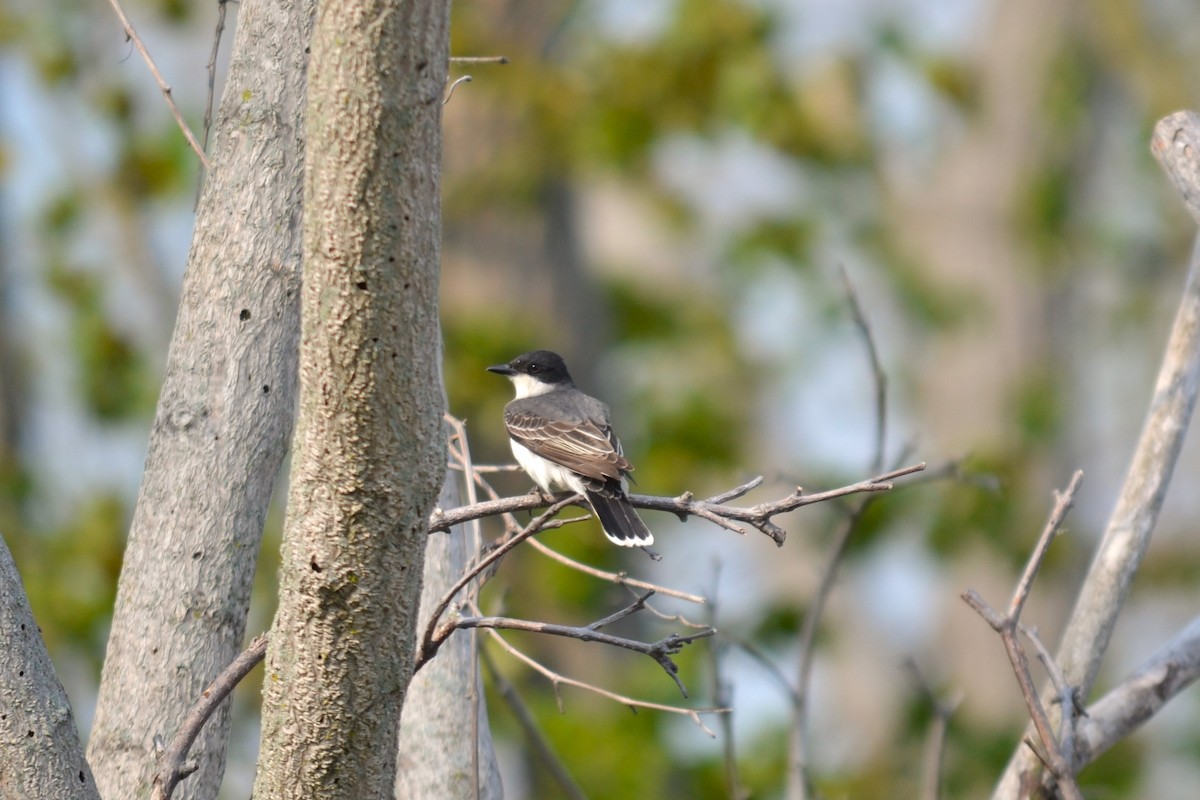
left=586, top=490, right=653, bottom=547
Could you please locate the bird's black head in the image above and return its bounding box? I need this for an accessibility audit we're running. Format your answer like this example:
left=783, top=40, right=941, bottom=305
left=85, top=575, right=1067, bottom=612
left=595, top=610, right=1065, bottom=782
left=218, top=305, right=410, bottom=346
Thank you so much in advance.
left=487, top=350, right=574, bottom=387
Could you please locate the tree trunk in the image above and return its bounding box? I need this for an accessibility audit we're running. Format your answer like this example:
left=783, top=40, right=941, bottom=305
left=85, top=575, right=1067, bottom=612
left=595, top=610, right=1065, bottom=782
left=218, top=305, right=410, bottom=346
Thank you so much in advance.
left=252, top=0, right=450, bottom=796
left=86, top=0, right=314, bottom=797
left=396, top=470, right=504, bottom=800
left=0, top=534, right=99, bottom=800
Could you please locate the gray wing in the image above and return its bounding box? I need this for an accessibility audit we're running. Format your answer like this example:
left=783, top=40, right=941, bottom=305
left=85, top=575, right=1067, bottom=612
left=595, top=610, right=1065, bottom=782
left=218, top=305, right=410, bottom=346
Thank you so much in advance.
left=504, top=407, right=633, bottom=483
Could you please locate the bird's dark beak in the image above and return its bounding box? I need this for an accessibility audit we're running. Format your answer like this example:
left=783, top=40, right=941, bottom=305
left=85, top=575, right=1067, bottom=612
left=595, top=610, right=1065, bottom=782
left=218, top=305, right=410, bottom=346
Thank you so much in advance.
left=487, top=363, right=515, bottom=376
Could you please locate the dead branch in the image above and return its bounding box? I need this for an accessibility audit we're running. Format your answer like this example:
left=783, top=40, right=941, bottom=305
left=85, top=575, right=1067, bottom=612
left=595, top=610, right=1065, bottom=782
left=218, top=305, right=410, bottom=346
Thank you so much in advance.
left=202, top=0, right=228, bottom=154
left=905, top=658, right=962, bottom=800
left=1053, top=111, right=1200, bottom=682
left=788, top=267, right=897, bottom=800
left=1071, top=614, right=1200, bottom=768
left=707, top=563, right=750, bottom=800
left=103, top=0, right=210, bottom=168
left=963, top=471, right=1085, bottom=800
left=151, top=633, right=268, bottom=800
left=528, top=536, right=707, bottom=604
left=995, top=108, right=1200, bottom=800
left=415, top=495, right=580, bottom=671
left=477, top=613, right=728, bottom=737
left=429, top=462, right=926, bottom=545
left=450, top=598, right=715, bottom=699
left=480, top=647, right=586, bottom=800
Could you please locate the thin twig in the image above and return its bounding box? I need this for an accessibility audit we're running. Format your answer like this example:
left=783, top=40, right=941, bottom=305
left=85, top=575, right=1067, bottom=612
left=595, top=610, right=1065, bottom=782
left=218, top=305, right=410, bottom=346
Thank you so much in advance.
left=151, top=633, right=268, bottom=800
left=905, top=658, right=962, bottom=800
left=450, top=56, right=510, bottom=64
left=963, top=471, right=1085, bottom=800
left=1022, top=624, right=1083, bottom=767
left=527, top=536, right=706, bottom=604
left=726, top=636, right=800, bottom=707
left=707, top=562, right=748, bottom=800
left=788, top=500, right=868, bottom=800
left=627, top=587, right=710, bottom=630
left=480, top=648, right=586, bottom=800
left=587, top=591, right=656, bottom=632
left=454, top=613, right=714, bottom=698
left=193, top=0, right=228, bottom=206
left=789, top=281, right=903, bottom=800
left=478, top=622, right=727, bottom=737
left=443, top=75, right=472, bottom=105
left=104, top=0, right=210, bottom=168
left=416, top=495, right=580, bottom=671
left=202, top=0, right=227, bottom=155
left=840, top=265, right=888, bottom=474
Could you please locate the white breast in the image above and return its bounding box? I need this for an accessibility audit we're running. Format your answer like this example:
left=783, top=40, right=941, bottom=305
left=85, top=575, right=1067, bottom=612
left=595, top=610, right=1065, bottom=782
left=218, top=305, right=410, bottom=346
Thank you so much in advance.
left=511, top=441, right=587, bottom=495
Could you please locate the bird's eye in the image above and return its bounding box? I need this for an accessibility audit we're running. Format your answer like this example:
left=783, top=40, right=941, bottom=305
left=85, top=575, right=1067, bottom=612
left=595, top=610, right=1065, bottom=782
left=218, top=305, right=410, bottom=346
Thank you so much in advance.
left=528, top=363, right=540, bottom=373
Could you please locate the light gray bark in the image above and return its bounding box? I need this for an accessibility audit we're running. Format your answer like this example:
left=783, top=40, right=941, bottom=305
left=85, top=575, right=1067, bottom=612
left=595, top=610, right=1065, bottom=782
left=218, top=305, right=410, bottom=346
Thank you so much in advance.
left=1072, top=615, right=1200, bottom=767
left=993, top=111, right=1200, bottom=797
left=252, top=0, right=450, bottom=796
left=86, top=1, right=314, bottom=797
left=0, top=533, right=99, bottom=800
left=397, top=471, right=503, bottom=800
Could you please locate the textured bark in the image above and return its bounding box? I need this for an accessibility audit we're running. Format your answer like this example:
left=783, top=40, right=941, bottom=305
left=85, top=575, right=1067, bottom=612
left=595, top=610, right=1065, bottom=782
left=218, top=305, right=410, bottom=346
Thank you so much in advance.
left=252, top=0, right=450, bottom=796
left=86, top=1, right=314, bottom=797
left=0, top=534, right=100, bottom=800
left=396, top=471, right=504, bottom=800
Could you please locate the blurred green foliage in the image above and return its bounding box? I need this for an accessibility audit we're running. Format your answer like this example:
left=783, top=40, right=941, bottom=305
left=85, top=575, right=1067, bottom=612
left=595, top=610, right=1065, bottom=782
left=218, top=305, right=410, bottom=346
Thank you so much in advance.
left=4, top=0, right=1200, bottom=798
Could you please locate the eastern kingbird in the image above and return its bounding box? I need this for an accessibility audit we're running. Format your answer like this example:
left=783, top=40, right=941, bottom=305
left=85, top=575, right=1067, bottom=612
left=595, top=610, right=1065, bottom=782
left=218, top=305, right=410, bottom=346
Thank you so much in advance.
left=488, top=350, right=653, bottom=547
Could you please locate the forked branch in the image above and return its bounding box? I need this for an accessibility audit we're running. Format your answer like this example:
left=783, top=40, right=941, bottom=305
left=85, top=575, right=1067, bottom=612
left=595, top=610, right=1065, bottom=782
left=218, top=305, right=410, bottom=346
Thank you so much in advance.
left=429, top=462, right=926, bottom=546
left=963, top=470, right=1085, bottom=800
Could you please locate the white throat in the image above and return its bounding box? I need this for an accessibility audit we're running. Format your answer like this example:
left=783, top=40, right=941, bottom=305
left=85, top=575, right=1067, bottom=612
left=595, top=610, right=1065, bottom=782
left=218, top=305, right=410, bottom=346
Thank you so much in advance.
left=509, top=373, right=557, bottom=399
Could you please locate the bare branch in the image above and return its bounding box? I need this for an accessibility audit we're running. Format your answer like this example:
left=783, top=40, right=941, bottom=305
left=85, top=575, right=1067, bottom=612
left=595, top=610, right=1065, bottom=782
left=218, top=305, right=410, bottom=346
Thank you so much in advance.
left=479, top=648, right=586, bottom=800
left=527, top=536, right=707, bottom=604
left=839, top=265, right=888, bottom=473
left=996, top=111, right=1200, bottom=798
left=469, top=612, right=712, bottom=697
left=202, top=0, right=228, bottom=155
left=429, top=462, right=926, bottom=545
left=788, top=492, right=870, bottom=800
left=964, top=471, right=1085, bottom=800
left=1071, top=615, right=1200, bottom=768
left=905, top=659, right=962, bottom=800
left=707, top=563, right=750, bottom=800
left=629, top=588, right=710, bottom=630
left=452, top=611, right=715, bottom=699
left=152, top=634, right=268, bottom=800
left=705, top=475, right=766, bottom=505
left=194, top=0, right=228, bottom=207
left=443, top=75, right=472, bottom=105
left=415, top=495, right=580, bottom=671
left=1009, top=475, right=1083, bottom=622
left=1022, top=624, right=1084, bottom=768
left=103, top=0, right=210, bottom=168
left=788, top=280, right=906, bottom=800
left=587, top=590, right=657, bottom=631
left=727, top=636, right=799, bottom=707
left=478, top=623, right=727, bottom=737
left=450, top=56, right=510, bottom=64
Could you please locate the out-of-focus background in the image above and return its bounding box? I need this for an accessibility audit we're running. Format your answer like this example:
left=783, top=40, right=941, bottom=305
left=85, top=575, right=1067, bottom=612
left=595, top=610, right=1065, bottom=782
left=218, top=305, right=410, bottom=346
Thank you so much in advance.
left=4, top=0, right=1200, bottom=797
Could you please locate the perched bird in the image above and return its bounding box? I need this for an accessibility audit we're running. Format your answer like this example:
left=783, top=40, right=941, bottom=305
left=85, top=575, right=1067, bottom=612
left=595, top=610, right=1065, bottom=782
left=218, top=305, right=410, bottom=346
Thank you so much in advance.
left=488, top=350, right=653, bottom=547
